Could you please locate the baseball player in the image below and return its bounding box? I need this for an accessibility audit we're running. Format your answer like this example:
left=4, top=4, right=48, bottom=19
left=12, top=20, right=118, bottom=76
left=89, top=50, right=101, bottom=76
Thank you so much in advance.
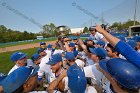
left=8, top=52, right=28, bottom=75
left=99, top=58, right=140, bottom=93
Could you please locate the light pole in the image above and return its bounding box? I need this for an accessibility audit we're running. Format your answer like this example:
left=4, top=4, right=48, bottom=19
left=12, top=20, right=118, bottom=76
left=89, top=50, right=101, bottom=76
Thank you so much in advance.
left=133, top=0, right=138, bottom=26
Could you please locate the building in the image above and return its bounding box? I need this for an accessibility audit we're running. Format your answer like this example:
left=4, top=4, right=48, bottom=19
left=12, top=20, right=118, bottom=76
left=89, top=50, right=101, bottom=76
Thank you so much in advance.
left=70, top=28, right=84, bottom=34
left=129, top=25, right=140, bottom=36
left=36, top=36, right=43, bottom=40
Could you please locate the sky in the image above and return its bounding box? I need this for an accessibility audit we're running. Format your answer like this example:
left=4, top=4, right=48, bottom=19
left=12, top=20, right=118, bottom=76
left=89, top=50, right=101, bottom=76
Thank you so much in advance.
left=0, top=0, right=140, bottom=33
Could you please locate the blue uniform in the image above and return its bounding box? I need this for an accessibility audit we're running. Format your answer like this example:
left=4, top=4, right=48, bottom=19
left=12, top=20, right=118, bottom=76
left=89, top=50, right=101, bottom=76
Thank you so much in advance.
left=115, top=41, right=140, bottom=69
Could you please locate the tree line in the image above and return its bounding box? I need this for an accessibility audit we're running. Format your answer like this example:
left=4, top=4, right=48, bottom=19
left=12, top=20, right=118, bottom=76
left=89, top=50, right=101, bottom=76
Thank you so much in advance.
left=110, top=20, right=140, bottom=30
left=0, top=25, right=37, bottom=43
left=82, top=20, right=140, bottom=33
left=0, top=20, right=140, bottom=43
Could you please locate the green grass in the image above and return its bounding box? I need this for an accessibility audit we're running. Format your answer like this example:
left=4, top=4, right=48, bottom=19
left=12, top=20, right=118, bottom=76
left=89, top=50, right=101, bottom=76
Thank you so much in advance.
left=0, top=38, right=56, bottom=48
left=0, top=47, right=38, bottom=74
left=0, top=37, right=88, bottom=74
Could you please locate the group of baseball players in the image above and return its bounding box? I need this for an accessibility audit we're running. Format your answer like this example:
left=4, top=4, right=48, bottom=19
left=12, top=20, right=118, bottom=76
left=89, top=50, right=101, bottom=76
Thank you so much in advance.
left=1, top=24, right=140, bottom=93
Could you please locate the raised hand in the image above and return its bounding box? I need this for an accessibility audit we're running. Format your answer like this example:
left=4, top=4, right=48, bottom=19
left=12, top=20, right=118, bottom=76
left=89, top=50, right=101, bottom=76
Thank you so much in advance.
left=95, top=24, right=105, bottom=34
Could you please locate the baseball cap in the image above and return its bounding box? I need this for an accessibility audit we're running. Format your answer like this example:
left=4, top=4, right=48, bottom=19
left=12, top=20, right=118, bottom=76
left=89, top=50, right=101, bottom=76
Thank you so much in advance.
left=47, top=53, right=62, bottom=65
left=89, top=48, right=107, bottom=58
left=47, top=44, right=52, bottom=48
left=31, top=53, right=40, bottom=61
left=10, top=52, right=27, bottom=62
left=98, top=59, right=109, bottom=73
left=40, top=42, right=46, bottom=45
left=0, top=66, right=32, bottom=93
left=67, top=63, right=87, bottom=93
left=73, top=37, right=78, bottom=40
left=89, top=26, right=96, bottom=31
left=99, top=58, right=140, bottom=89
left=96, top=40, right=105, bottom=46
left=69, top=42, right=75, bottom=47
left=37, top=48, right=45, bottom=54
left=65, top=52, right=75, bottom=60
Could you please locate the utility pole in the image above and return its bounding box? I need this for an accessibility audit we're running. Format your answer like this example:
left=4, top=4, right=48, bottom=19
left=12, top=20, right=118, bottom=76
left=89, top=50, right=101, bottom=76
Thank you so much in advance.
left=134, top=0, right=138, bottom=26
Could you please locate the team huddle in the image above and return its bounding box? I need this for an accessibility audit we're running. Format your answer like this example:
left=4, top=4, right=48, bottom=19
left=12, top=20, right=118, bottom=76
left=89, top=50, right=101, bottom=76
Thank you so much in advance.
left=0, top=24, right=140, bottom=93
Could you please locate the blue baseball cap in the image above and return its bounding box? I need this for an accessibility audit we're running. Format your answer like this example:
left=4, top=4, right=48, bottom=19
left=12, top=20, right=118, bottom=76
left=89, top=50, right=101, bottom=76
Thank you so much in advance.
left=31, top=53, right=40, bottom=61
left=126, top=40, right=137, bottom=48
left=47, top=53, right=62, bottom=65
left=37, top=48, right=45, bottom=54
left=47, top=44, right=52, bottom=48
left=73, top=37, right=78, bottom=40
left=10, top=52, right=27, bottom=62
left=67, top=63, right=87, bottom=93
left=0, top=66, right=32, bottom=93
left=40, top=42, right=46, bottom=45
left=65, top=52, right=75, bottom=60
left=69, top=42, right=75, bottom=47
left=96, top=40, right=105, bottom=46
left=99, top=58, right=140, bottom=89
left=99, top=59, right=109, bottom=73
left=89, top=48, right=107, bottom=58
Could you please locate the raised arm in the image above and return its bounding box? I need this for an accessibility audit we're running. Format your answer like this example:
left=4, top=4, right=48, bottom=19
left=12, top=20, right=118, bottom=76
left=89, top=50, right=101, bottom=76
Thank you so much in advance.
left=95, top=25, right=120, bottom=47
left=64, top=38, right=71, bottom=52
left=96, top=24, right=140, bottom=69
left=76, top=33, right=91, bottom=57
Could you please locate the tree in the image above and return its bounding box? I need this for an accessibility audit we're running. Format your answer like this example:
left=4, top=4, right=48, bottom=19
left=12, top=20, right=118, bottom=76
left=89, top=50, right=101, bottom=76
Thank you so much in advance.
left=83, top=27, right=88, bottom=33
left=122, top=20, right=140, bottom=29
left=0, top=25, right=38, bottom=43
left=0, top=25, right=7, bottom=43
left=42, top=23, right=56, bottom=35
left=110, top=20, right=140, bottom=30
left=53, top=30, right=59, bottom=36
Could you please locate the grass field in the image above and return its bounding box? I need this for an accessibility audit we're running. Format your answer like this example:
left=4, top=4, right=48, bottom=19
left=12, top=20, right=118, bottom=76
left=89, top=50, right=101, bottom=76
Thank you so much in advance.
left=0, top=37, right=88, bottom=74
left=0, top=47, right=38, bottom=74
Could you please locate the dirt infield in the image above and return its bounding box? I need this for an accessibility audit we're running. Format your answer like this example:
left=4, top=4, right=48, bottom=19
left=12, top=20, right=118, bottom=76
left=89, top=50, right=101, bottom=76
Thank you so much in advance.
left=0, top=41, right=56, bottom=53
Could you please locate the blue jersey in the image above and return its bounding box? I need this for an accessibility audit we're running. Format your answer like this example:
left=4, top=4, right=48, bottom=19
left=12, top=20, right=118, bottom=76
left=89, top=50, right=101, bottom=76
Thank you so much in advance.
left=115, top=41, right=140, bottom=69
